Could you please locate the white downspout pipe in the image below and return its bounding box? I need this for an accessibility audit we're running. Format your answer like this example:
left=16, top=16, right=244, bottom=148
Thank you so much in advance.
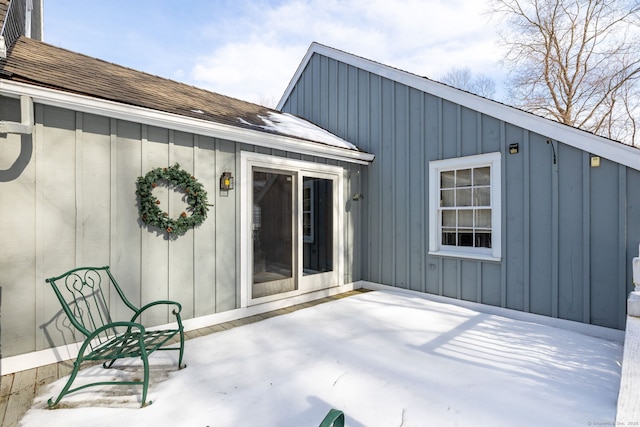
left=0, top=95, right=34, bottom=134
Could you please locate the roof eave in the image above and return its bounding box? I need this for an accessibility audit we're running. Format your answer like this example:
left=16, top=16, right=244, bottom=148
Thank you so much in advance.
left=0, top=80, right=374, bottom=165
left=279, top=42, right=640, bottom=172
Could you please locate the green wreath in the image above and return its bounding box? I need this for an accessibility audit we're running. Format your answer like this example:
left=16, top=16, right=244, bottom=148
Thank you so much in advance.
left=136, top=163, right=210, bottom=236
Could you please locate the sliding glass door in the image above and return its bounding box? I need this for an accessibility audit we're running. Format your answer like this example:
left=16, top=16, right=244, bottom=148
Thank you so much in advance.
left=251, top=168, right=296, bottom=298
left=242, top=153, right=343, bottom=305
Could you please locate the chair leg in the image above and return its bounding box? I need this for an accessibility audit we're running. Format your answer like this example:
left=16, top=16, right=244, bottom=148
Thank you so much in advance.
left=47, top=359, right=82, bottom=408
left=178, top=329, right=186, bottom=369
left=140, top=353, right=151, bottom=407
left=103, top=358, right=117, bottom=369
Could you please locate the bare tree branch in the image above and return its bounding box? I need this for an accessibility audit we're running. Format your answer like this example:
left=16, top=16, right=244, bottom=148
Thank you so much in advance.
left=490, top=0, right=640, bottom=146
left=439, top=67, right=497, bottom=98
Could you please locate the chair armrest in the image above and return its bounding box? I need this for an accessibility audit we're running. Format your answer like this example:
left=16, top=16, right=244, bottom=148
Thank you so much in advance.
left=129, top=300, right=183, bottom=325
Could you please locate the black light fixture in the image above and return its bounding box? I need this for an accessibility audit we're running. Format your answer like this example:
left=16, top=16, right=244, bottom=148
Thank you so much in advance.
left=220, top=172, right=234, bottom=191
left=509, top=143, right=519, bottom=154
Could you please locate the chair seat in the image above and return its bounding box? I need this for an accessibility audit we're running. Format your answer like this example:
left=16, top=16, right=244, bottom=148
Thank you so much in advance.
left=86, top=329, right=181, bottom=361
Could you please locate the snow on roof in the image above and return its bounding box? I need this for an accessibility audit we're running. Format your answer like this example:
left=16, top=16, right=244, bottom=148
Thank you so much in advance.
left=241, top=112, right=358, bottom=151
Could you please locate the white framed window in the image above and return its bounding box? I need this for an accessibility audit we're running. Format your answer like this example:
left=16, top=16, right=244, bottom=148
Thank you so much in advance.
left=429, top=152, right=501, bottom=261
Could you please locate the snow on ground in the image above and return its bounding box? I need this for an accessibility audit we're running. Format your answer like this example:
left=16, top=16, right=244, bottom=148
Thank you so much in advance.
left=21, top=291, right=622, bottom=427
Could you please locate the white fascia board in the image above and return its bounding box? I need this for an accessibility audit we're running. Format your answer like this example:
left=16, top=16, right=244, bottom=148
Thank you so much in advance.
left=277, top=43, right=317, bottom=110
left=280, top=43, right=640, bottom=172
left=0, top=80, right=374, bottom=165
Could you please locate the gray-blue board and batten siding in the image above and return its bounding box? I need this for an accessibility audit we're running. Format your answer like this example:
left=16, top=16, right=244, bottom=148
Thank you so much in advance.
left=280, top=52, right=640, bottom=330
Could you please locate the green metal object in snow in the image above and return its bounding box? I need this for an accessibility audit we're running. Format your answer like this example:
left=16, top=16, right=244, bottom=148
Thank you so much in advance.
left=44, top=266, right=186, bottom=408
left=319, top=409, right=345, bottom=427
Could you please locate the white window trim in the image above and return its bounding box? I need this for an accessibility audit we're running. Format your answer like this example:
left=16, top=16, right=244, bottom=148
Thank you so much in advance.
left=428, top=152, right=502, bottom=262
left=240, top=151, right=344, bottom=307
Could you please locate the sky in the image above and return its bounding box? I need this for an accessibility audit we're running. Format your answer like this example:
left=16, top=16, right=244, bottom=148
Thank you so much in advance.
left=20, top=290, right=622, bottom=426
left=42, top=0, right=508, bottom=107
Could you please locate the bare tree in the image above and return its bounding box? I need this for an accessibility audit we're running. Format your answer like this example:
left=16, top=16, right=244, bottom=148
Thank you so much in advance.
left=254, top=93, right=279, bottom=109
left=440, top=66, right=497, bottom=99
left=490, top=0, right=640, bottom=146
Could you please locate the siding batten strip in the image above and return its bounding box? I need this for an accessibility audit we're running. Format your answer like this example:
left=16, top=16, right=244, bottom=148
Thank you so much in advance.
left=476, top=263, right=482, bottom=304
left=437, top=98, right=443, bottom=159
left=476, top=112, right=482, bottom=153
left=438, top=257, right=444, bottom=296
left=75, top=112, right=83, bottom=267
left=476, top=113, right=482, bottom=302
left=421, top=94, right=427, bottom=293
left=500, top=121, right=507, bottom=308
left=377, top=76, right=383, bottom=283
left=618, top=165, right=627, bottom=329
left=139, top=125, right=148, bottom=307
left=582, top=152, right=591, bottom=323
left=405, top=88, right=410, bottom=289
left=456, top=259, right=462, bottom=299
left=168, top=129, right=174, bottom=303
left=109, top=118, right=117, bottom=274
left=456, top=105, right=462, bottom=157
left=34, top=104, right=45, bottom=350
left=193, top=134, right=199, bottom=314
left=391, top=82, right=396, bottom=286
left=551, top=143, right=559, bottom=318
left=523, top=131, right=530, bottom=312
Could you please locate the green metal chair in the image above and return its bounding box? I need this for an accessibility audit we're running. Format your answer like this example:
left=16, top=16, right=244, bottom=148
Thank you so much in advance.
left=319, top=409, right=345, bottom=427
left=45, top=266, right=185, bottom=408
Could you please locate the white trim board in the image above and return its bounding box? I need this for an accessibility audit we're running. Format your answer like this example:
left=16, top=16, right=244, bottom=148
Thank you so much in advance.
left=0, top=80, right=374, bottom=165
left=359, top=282, right=625, bottom=343
left=0, top=282, right=358, bottom=375
left=2, top=281, right=624, bottom=375
left=278, top=42, right=640, bottom=172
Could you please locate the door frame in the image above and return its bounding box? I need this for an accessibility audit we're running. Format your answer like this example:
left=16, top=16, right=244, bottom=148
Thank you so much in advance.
left=239, top=151, right=344, bottom=307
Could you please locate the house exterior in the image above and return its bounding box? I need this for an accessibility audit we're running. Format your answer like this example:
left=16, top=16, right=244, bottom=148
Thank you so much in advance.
left=2, top=2, right=640, bottom=375
left=278, top=43, right=640, bottom=332
left=0, top=20, right=373, bottom=372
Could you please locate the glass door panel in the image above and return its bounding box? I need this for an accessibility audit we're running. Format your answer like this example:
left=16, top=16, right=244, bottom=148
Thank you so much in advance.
left=302, top=177, right=333, bottom=276
left=252, top=169, right=296, bottom=298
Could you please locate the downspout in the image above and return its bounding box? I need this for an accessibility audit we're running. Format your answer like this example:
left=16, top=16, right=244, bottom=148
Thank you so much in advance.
left=0, top=95, right=34, bottom=134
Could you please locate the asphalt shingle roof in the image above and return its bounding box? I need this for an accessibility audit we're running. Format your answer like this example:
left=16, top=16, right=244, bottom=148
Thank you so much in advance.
left=0, top=36, right=318, bottom=140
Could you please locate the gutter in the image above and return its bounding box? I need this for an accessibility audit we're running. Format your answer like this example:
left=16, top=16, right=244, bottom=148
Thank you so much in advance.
left=0, top=81, right=374, bottom=165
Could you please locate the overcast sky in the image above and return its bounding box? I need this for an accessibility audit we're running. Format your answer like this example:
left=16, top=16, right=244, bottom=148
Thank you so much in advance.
left=43, top=0, right=508, bottom=107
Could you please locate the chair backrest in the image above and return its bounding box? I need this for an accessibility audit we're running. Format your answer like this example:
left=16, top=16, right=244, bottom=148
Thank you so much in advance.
left=45, top=266, right=135, bottom=348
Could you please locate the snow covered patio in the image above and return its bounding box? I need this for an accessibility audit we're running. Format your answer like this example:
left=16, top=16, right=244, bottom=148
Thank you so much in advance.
left=19, top=290, right=623, bottom=427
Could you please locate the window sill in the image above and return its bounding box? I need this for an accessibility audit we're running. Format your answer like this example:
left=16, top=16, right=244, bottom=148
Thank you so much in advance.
left=428, top=251, right=501, bottom=263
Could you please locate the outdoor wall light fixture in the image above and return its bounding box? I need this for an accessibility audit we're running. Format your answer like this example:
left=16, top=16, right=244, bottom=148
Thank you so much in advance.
left=591, top=155, right=601, bottom=168
left=220, top=172, right=234, bottom=191
left=352, top=193, right=364, bottom=201
left=509, top=143, right=519, bottom=154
